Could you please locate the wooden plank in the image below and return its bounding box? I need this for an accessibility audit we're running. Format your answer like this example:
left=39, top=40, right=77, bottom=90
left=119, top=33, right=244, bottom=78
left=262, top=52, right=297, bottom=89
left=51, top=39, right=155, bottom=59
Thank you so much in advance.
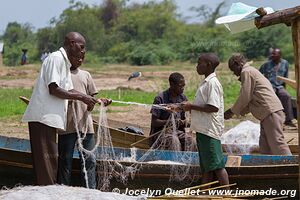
left=225, top=156, right=241, bottom=167
left=291, top=17, right=300, bottom=194
left=255, top=6, right=300, bottom=29
left=276, top=76, right=297, bottom=89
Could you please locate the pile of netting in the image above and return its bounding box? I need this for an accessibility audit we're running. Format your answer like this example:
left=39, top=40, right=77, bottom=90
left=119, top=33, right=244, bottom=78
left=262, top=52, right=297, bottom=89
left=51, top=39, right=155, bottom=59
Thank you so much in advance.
left=221, top=120, right=260, bottom=154
left=73, top=101, right=199, bottom=191
left=0, top=185, right=143, bottom=200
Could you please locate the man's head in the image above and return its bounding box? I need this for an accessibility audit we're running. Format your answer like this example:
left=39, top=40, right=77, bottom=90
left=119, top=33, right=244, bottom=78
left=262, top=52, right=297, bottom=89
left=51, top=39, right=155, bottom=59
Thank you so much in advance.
left=169, top=72, right=185, bottom=96
left=64, top=32, right=86, bottom=69
left=270, top=48, right=281, bottom=64
left=196, top=53, right=220, bottom=76
left=228, top=53, right=246, bottom=77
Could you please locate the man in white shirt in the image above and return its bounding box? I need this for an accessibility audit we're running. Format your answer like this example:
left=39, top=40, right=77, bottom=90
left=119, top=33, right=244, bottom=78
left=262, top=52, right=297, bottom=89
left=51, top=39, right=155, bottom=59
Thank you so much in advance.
left=22, top=32, right=98, bottom=185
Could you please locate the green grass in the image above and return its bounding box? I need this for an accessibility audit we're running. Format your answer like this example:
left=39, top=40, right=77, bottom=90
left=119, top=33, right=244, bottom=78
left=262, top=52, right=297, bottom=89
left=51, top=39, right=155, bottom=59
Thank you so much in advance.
left=0, top=88, right=32, bottom=118
left=0, top=61, right=296, bottom=119
left=0, top=79, right=241, bottom=119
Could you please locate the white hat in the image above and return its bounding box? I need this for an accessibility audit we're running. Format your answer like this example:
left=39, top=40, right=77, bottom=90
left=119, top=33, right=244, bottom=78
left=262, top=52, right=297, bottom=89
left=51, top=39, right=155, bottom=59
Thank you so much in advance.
left=215, top=2, right=274, bottom=33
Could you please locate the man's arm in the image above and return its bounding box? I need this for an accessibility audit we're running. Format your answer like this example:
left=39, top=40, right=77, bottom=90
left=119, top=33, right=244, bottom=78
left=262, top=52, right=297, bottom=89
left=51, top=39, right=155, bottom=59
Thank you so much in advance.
left=48, top=83, right=97, bottom=110
left=151, top=115, right=168, bottom=128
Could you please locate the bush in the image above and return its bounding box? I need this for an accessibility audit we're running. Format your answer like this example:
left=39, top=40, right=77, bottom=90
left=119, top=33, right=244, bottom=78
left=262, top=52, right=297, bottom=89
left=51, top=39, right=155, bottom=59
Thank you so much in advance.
left=84, top=52, right=102, bottom=64
left=107, top=42, right=132, bottom=63
left=127, top=42, right=176, bottom=65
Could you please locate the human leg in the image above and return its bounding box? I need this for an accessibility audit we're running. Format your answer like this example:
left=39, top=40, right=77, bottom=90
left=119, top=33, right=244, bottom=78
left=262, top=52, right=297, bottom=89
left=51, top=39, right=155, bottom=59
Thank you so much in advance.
left=276, top=88, right=294, bottom=124
left=57, top=133, right=77, bottom=186
left=29, top=122, right=57, bottom=185
left=259, top=122, right=272, bottom=154
left=79, top=133, right=96, bottom=189
left=261, top=111, right=291, bottom=155
left=196, top=133, right=227, bottom=186
left=214, top=168, right=229, bottom=189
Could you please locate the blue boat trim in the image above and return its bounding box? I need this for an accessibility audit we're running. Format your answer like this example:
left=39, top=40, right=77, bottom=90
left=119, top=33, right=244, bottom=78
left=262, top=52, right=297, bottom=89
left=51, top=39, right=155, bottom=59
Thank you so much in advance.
left=0, top=135, right=298, bottom=166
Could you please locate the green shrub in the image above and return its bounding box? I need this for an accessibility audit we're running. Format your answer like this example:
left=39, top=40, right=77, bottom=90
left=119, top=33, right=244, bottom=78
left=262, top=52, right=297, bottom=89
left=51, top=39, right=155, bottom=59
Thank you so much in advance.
left=84, top=52, right=102, bottom=64
left=127, top=42, right=176, bottom=65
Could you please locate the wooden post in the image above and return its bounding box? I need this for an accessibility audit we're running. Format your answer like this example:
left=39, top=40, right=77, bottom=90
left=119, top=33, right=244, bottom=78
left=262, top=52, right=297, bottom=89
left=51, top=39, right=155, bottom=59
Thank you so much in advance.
left=291, top=17, right=300, bottom=194
left=0, top=54, right=2, bottom=66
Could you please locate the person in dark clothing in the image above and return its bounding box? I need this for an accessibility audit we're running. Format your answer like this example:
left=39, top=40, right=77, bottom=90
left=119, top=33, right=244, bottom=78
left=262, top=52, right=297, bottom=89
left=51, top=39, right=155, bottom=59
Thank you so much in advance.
left=259, top=48, right=296, bottom=127
left=150, top=72, right=196, bottom=151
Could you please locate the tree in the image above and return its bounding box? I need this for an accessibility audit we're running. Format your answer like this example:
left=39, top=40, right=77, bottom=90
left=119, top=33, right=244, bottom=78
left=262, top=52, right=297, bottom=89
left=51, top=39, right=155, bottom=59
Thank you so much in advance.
left=2, top=22, right=34, bottom=46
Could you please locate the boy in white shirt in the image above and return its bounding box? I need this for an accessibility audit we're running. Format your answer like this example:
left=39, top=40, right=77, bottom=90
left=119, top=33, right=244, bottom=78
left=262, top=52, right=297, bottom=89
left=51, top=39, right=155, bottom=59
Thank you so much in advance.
left=181, top=53, right=229, bottom=188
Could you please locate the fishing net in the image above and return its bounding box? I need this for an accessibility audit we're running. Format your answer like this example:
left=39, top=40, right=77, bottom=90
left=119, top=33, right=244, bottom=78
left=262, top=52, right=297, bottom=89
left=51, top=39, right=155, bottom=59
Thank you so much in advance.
left=221, top=120, right=260, bottom=154
left=72, top=100, right=199, bottom=191
left=0, top=185, right=142, bottom=200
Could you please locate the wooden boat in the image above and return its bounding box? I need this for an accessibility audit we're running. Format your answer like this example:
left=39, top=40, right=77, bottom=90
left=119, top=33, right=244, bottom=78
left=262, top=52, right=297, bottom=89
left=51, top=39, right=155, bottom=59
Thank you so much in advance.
left=0, top=135, right=298, bottom=194
left=18, top=95, right=148, bottom=149
left=19, top=96, right=299, bottom=154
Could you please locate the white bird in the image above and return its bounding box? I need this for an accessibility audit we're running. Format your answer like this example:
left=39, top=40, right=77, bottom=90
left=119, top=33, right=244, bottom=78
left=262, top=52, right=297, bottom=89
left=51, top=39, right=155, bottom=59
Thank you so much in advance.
left=128, top=72, right=142, bottom=81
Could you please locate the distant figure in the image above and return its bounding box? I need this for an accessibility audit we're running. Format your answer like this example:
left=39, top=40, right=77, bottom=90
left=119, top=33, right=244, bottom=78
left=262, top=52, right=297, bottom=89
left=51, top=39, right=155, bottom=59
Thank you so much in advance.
left=21, top=49, right=28, bottom=65
left=128, top=72, right=142, bottom=81
left=259, top=48, right=295, bottom=127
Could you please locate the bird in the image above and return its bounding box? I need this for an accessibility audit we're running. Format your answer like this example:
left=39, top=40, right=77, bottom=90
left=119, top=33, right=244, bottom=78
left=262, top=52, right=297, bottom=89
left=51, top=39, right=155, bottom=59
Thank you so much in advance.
left=128, top=72, right=142, bottom=81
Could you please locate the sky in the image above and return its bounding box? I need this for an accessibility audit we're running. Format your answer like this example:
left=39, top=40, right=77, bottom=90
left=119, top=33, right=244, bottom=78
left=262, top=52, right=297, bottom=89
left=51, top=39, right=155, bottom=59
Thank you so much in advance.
left=0, top=0, right=299, bottom=34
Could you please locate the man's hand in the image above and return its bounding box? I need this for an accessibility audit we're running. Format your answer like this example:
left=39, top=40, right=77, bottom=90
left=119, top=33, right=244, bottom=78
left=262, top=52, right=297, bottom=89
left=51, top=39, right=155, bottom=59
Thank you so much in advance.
left=97, top=98, right=112, bottom=106
left=224, top=109, right=234, bottom=120
left=81, top=95, right=98, bottom=111
left=181, top=101, right=192, bottom=112
left=177, top=119, right=186, bottom=127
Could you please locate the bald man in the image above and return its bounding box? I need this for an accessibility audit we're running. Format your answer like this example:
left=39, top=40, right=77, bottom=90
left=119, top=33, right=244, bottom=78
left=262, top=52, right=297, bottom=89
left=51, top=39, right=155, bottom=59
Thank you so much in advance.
left=22, top=32, right=99, bottom=185
left=259, top=49, right=295, bottom=127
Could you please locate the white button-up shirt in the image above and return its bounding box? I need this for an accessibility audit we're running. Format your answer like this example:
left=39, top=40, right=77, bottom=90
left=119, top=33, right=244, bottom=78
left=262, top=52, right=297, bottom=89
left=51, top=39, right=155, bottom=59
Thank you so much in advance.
left=22, top=47, right=74, bottom=130
left=190, top=72, right=224, bottom=140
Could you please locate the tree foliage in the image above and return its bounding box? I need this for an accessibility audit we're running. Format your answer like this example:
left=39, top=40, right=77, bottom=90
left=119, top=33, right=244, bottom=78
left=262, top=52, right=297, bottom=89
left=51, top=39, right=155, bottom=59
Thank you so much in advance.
left=1, top=0, right=294, bottom=66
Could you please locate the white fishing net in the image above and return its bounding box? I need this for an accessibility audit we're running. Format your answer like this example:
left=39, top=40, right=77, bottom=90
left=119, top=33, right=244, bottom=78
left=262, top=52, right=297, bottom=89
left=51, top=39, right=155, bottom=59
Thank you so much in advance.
left=72, top=101, right=199, bottom=191
left=221, top=120, right=260, bottom=154
left=0, top=185, right=143, bottom=200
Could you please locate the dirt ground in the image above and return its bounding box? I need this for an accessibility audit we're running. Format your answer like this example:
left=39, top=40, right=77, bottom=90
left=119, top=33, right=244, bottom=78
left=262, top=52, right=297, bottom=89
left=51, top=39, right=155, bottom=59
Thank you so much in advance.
left=0, top=64, right=298, bottom=146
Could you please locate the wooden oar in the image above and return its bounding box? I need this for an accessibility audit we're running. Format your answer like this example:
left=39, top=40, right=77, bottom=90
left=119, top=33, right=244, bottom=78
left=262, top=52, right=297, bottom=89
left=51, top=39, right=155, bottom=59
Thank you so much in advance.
left=199, top=183, right=237, bottom=193
left=130, top=127, right=172, bottom=147
left=180, top=181, right=219, bottom=191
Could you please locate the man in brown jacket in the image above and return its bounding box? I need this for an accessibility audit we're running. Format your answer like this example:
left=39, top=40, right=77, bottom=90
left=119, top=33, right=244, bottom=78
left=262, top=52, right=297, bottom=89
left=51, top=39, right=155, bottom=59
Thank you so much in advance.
left=224, top=54, right=291, bottom=155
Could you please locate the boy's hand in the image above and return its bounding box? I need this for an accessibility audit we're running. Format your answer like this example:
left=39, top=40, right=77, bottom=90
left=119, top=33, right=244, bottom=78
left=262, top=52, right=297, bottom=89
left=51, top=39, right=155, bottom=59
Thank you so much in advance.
left=181, top=101, right=192, bottom=111
left=97, top=98, right=112, bottom=106
left=224, top=109, right=234, bottom=120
